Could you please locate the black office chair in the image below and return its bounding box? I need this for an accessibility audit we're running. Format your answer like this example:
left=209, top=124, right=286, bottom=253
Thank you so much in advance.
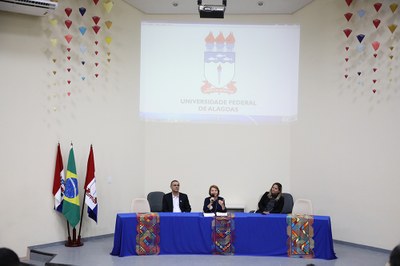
left=147, top=191, right=165, bottom=212
left=281, top=192, right=294, bottom=214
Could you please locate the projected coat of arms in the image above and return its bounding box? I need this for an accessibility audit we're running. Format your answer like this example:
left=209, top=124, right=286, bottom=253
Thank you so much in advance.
left=202, top=32, right=237, bottom=94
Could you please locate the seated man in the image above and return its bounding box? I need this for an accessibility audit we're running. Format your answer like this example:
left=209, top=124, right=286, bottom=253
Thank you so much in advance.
left=162, top=180, right=191, bottom=212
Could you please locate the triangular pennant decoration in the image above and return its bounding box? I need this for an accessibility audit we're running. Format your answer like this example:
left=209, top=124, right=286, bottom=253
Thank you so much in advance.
left=79, top=26, right=87, bottom=36
left=343, top=28, right=352, bottom=38
left=65, top=34, right=73, bottom=44
left=103, top=1, right=114, bottom=13
left=344, top=13, right=353, bottom=21
left=105, top=21, right=112, bottom=29
left=390, top=3, right=398, bottom=13
left=92, top=16, right=100, bottom=25
left=65, top=8, right=72, bottom=17
left=373, top=2, right=382, bottom=12
left=92, top=25, right=101, bottom=34
left=356, top=34, right=365, bottom=43
left=371, top=41, right=380, bottom=51
left=372, top=19, right=380, bottom=29
left=65, top=20, right=72, bottom=29
left=388, top=24, right=397, bottom=34
left=79, top=7, right=87, bottom=16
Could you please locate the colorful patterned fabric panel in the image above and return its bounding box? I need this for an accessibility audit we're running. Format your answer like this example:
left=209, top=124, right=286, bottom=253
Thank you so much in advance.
left=287, top=214, right=315, bottom=258
left=212, top=213, right=235, bottom=255
left=136, top=213, right=160, bottom=255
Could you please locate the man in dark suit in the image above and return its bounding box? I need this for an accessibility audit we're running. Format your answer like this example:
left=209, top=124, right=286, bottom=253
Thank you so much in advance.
left=162, top=180, right=191, bottom=212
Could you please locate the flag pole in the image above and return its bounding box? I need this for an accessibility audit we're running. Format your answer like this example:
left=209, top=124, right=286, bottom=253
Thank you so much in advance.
left=66, top=221, right=71, bottom=246
left=77, top=193, right=87, bottom=243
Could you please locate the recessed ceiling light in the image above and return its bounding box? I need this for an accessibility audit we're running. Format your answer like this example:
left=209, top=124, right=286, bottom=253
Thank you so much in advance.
left=257, top=1, right=264, bottom=6
left=172, top=2, right=178, bottom=7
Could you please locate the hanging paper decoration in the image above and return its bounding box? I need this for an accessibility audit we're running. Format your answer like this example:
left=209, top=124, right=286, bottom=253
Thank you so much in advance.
left=356, top=44, right=365, bottom=52
left=52, top=59, right=56, bottom=63
left=95, top=51, right=99, bottom=55
left=67, top=56, right=71, bottom=61
left=95, top=73, right=99, bottom=77
left=107, top=52, right=111, bottom=56
left=93, top=0, right=99, bottom=5
left=103, top=1, right=114, bottom=13
left=81, top=61, right=86, bottom=65
left=92, top=26, right=101, bottom=34
left=373, top=3, right=382, bottom=12
left=79, top=7, right=87, bottom=16
left=107, top=59, right=111, bottom=63
left=95, top=62, right=99, bottom=67
left=344, top=74, right=348, bottom=79
left=389, top=55, right=393, bottom=60
left=373, top=79, right=377, bottom=84
left=67, top=92, right=71, bottom=96
left=64, top=34, right=73, bottom=44
left=80, top=44, right=87, bottom=54
left=81, top=76, right=86, bottom=81
left=105, top=21, right=112, bottom=29
left=345, top=46, right=349, bottom=51
left=65, top=8, right=72, bottom=17
left=373, top=68, right=377, bottom=72
left=53, top=71, right=57, bottom=75
left=343, top=28, right=352, bottom=38
left=67, top=48, right=71, bottom=52
left=344, top=13, right=353, bottom=21
left=345, top=58, right=349, bottom=62
left=50, top=38, right=58, bottom=47
left=356, top=34, right=365, bottom=43
left=345, top=0, right=352, bottom=6
left=67, top=68, right=71, bottom=72
left=372, top=19, right=380, bottom=29
left=65, top=20, right=72, bottom=29
left=371, top=41, right=380, bottom=51
left=49, top=19, right=58, bottom=26
left=389, top=46, right=394, bottom=51
left=388, top=24, right=397, bottom=34
left=105, top=36, right=112, bottom=45
left=390, top=3, right=398, bottom=13
left=92, top=16, right=100, bottom=25
left=373, top=53, right=378, bottom=58
left=95, top=40, right=99, bottom=45
left=357, top=9, right=366, bottom=17
left=357, top=72, right=361, bottom=76
left=67, top=80, right=71, bottom=84
left=79, top=26, right=87, bottom=36
left=372, top=89, right=376, bottom=93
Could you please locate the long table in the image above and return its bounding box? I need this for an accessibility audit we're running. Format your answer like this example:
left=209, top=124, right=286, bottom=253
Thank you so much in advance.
left=110, top=212, right=336, bottom=260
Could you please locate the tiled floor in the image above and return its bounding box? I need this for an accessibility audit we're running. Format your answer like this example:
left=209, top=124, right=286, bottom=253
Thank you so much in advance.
left=28, top=235, right=390, bottom=266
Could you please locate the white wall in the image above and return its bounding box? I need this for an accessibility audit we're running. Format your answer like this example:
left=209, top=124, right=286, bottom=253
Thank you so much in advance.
left=290, top=0, right=400, bottom=250
left=0, top=0, right=399, bottom=258
left=0, top=0, right=145, bottom=256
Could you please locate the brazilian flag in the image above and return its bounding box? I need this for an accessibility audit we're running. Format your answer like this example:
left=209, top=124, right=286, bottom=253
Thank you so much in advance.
left=62, top=146, right=80, bottom=228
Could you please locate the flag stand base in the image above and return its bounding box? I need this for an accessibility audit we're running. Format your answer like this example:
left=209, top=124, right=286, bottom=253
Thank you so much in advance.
left=65, top=228, right=84, bottom=247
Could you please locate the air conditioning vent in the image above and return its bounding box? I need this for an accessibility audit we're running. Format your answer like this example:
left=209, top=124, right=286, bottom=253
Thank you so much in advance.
left=0, top=0, right=58, bottom=16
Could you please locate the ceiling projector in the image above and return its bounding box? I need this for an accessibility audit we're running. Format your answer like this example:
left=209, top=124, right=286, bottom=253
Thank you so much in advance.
left=198, top=0, right=226, bottom=18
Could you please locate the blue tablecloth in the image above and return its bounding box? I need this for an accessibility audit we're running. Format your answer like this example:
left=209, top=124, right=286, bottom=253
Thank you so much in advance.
left=110, top=212, right=336, bottom=260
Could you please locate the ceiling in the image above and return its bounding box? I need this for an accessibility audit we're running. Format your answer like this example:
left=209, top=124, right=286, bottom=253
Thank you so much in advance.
left=123, top=0, right=314, bottom=15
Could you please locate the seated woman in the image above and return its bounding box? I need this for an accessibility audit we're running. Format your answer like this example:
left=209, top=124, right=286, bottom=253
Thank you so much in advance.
left=256, top=182, right=284, bottom=214
left=203, top=185, right=227, bottom=213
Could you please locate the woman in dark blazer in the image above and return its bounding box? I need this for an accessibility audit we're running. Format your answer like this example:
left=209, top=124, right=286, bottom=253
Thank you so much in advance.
left=256, top=182, right=284, bottom=214
left=203, top=184, right=227, bottom=213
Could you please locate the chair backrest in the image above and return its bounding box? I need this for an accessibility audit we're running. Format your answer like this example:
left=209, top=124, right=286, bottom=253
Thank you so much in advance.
left=292, top=198, right=313, bottom=215
left=130, top=198, right=150, bottom=213
left=147, top=191, right=165, bottom=212
left=281, top=192, right=294, bottom=214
